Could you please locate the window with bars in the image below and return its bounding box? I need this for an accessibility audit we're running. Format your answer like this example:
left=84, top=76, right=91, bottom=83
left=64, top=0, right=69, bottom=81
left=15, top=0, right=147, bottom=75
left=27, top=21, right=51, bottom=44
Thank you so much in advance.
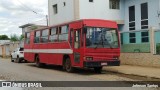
left=129, top=33, right=136, bottom=43
left=141, top=3, right=148, bottom=29
left=129, top=6, right=135, bottom=31
left=109, top=0, right=120, bottom=9
left=141, top=32, right=149, bottom=43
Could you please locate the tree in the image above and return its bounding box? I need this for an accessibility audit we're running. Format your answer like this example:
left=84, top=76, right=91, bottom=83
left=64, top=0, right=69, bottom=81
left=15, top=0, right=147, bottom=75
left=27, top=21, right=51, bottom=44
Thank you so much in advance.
left=0, top=35, right=10, bottom=40
left=10, top=34, right=19, bottom=42
left=19, top=35, right=24, bottom=41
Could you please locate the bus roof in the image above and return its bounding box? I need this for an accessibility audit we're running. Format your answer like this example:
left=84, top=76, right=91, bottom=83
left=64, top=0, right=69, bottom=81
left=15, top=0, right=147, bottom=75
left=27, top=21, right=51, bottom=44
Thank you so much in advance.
left=28, top=19, right=118, bottom=33
left=49, top=19, right=117, bottom=28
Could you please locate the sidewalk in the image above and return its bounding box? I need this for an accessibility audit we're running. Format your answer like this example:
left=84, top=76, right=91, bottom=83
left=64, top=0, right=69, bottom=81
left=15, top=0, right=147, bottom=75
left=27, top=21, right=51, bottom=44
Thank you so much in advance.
left=104, top=65, right=160, bottom=79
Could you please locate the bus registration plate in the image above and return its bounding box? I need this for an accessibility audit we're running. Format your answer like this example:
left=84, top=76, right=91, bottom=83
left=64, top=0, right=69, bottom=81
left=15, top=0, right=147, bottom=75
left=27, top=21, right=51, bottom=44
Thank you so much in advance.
left=101, top=63, right=108, bottom=66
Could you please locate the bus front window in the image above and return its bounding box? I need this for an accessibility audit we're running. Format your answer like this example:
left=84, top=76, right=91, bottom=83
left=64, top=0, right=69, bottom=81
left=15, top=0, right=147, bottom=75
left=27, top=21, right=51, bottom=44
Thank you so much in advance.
left=86, top=27, right=119, bottom=48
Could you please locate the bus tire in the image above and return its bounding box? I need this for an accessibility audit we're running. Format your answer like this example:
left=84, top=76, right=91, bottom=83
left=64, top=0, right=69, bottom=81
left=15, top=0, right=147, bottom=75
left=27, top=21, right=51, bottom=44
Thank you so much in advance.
left=94, top=67, right=103, bottom=73
left=65, top=58, right=74, bottom=73
left=35, top=56, right=45, bottom=68
left=24, top=60, right=28, bottom=63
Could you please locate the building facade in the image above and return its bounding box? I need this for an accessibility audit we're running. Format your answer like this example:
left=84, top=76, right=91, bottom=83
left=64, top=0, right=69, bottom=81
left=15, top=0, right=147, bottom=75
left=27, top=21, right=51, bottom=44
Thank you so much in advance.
left=19, top=24, right=48, bottom=35
left=0, top=42, right=20, bottom=58
left=48, top=0, right=160, bottom=67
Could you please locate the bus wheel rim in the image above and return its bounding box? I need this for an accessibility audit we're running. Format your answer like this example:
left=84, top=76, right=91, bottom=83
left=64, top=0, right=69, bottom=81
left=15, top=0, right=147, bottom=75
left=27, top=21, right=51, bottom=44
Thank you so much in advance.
left=66, top=59, right=71, bottom=71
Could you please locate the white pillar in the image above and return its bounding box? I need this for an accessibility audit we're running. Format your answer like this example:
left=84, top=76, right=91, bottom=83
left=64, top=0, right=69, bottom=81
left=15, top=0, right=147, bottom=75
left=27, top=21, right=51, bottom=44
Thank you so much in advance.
left=149, top=27, right=156, bottom=54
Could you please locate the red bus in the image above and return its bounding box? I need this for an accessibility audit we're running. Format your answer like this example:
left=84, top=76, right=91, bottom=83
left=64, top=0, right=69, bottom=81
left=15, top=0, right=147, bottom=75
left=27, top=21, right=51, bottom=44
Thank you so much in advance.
left=24, top=19, right=120, bottom=73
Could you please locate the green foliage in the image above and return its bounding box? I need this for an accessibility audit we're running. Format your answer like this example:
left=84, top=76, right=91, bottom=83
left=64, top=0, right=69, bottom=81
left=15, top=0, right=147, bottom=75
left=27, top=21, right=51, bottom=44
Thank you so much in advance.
left=0, top=35, right=10, bottom=40
left=20, top=35, right=24, bottom=41
left=10, top=34, right=19, bottom=42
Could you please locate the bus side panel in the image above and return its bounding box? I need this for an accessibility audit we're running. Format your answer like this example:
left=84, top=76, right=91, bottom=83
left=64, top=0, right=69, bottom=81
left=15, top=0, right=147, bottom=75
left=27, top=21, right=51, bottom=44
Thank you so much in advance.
left=57, top=54, right=63, bottom=65
left=24, top=32, right=35, bottom=62
left=29, top=53, right=35, bottom=62
left=47, top=42, right=71, bottom=65
left=47, top=54, right=63, bottom=65
left=47, top=53, right=57, bottom=65
left=39, top=53, right=49, bottom=63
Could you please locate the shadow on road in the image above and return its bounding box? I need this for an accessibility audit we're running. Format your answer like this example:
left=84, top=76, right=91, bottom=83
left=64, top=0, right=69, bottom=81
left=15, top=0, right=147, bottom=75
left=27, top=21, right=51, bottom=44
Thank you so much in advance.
left=26, top=63, right=160, bottom=81
left=27, top=63, right=107, bottom=75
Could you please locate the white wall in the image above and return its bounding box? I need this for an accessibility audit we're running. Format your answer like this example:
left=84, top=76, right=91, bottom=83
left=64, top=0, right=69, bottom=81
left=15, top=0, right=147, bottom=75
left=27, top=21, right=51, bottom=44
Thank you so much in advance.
left=122, top=0, right=160, bottom=32
left=79, top=0, right=125, bottom=21
left=48, top=0, right=75, bottom=26
left=48, top=0, right=160, bottom=30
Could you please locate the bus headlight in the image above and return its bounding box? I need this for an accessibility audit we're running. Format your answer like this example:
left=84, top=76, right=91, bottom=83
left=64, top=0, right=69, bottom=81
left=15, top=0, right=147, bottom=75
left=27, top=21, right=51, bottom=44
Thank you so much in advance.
left=85, top=57, right=93, bottom=61
left=113, top=56, right=119, bottom=60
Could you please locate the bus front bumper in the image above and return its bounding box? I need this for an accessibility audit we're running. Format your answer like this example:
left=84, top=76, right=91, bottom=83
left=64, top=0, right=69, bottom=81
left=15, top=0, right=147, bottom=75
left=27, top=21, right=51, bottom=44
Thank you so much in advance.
left=84, top=61, right=120, bottom=68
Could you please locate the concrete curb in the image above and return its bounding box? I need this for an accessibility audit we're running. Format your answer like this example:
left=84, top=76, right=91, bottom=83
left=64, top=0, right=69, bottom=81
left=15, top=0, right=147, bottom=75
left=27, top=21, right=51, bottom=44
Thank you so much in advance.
left=104, top=66, right=160, bottom=79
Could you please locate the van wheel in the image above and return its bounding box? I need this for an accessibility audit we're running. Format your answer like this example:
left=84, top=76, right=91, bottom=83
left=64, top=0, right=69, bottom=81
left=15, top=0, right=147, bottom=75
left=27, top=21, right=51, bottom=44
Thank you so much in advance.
left=11, top=56, right=14, bottom=62
left=16, top=56, right=21, bottom=63
left=35, top=56, right=45, bottom=68
left=94, top=67, right=103, bottom=73
left=65, top=58, right=74, bottom=72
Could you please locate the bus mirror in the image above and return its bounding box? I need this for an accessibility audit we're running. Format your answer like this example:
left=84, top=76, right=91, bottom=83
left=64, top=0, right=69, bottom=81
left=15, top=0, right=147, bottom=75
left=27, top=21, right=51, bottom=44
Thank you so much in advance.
left=83, top=27, right=87, bottom=34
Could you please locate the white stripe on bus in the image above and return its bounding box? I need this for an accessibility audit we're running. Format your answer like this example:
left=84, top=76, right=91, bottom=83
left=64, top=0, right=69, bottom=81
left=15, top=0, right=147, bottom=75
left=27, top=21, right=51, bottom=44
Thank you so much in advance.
left=24, top=49, right=73, bottom=54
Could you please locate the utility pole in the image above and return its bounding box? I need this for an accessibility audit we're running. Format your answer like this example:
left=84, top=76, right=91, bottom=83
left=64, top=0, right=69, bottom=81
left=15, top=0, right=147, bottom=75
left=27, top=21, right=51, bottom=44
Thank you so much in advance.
left=46, top=15, right=49, bottom=26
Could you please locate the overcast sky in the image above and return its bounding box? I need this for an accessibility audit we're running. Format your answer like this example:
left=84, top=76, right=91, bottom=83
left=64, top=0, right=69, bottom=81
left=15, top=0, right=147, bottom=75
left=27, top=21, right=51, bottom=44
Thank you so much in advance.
left=0, top=0, right=48, bottom=37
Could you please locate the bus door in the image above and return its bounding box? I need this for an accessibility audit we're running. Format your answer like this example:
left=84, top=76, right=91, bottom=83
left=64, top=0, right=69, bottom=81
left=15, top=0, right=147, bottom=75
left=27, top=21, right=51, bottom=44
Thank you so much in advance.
left=70, top=29, right=82, bottom=65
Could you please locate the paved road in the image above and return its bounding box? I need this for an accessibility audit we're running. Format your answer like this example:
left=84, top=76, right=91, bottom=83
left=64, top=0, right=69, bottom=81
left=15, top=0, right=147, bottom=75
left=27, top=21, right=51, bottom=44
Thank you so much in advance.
left=0, top=58, right=159, bottom=90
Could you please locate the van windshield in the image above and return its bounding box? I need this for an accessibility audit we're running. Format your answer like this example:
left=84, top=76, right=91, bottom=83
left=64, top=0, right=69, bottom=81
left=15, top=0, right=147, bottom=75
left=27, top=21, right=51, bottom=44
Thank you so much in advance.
left=20, top=48, right=24, bottom=51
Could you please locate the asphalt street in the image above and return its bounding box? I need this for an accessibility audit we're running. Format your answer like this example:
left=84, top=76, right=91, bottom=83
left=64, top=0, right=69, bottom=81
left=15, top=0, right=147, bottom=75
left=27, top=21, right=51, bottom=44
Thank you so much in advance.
left=0, top=58, right=159, bottom=90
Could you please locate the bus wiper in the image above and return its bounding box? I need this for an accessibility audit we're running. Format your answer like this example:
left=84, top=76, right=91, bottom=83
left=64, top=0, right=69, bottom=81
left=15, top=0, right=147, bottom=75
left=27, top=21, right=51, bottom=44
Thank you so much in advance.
left=105, top=38, right=113, bottom=49
left=94, top=40, right=104, bottom=49
left=94, top=42, right=99, bottom=49
left=95, top=35, right=105, bottom=49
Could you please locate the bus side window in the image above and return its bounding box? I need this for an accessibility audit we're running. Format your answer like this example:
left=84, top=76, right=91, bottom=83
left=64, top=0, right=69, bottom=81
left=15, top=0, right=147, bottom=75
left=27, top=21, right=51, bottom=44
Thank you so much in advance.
left=70, top=29, right=73, bottom=47
left=25, top=32, right=30, bottom=44
left=59, top=25, right=69, bottom=42
left=74, top=30, right=81, bottom=49
left=49, top=27, right=58, bottom=42
left=34, top=31, right=41, bottom=43
left=41, top=29, right=49, bottom=43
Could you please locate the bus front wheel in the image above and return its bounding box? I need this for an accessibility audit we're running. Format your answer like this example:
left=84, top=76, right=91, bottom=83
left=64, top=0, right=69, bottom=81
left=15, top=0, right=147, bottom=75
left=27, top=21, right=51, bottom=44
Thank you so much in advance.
left=94, top=67, right=103, bottom=73
left=65, top=58, right=74, bottom=73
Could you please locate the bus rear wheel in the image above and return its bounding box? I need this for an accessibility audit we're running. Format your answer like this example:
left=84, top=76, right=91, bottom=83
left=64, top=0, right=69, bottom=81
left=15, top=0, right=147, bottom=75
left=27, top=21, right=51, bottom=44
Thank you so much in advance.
left=94, top=67, right=103, bottom=73
left=35, top=56, right=45, bottom=68
left=65, top=58, right=74, bottom=73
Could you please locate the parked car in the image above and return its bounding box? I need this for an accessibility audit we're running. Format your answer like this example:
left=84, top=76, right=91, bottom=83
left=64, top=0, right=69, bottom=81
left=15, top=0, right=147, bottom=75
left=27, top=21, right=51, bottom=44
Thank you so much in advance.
left=11, top=47, right=25, bottom=63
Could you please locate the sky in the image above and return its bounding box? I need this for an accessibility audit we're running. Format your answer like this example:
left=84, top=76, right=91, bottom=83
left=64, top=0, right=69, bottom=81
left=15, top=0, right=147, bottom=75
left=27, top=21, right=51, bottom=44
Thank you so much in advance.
left=0, top=0, right=48, bottom=37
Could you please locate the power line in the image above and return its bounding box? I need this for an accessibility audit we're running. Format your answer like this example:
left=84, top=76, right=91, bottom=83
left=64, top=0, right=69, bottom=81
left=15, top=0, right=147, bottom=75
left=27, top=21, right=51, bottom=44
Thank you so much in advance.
left=16, top=0, right=43, bottom=16
left=16, top=0, right=49, bottom=26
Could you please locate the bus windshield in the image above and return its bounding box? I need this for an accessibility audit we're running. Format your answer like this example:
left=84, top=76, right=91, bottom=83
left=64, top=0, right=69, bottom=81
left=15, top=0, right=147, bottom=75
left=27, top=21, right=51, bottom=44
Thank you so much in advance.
left=86, top=27, right=119, bottom=49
